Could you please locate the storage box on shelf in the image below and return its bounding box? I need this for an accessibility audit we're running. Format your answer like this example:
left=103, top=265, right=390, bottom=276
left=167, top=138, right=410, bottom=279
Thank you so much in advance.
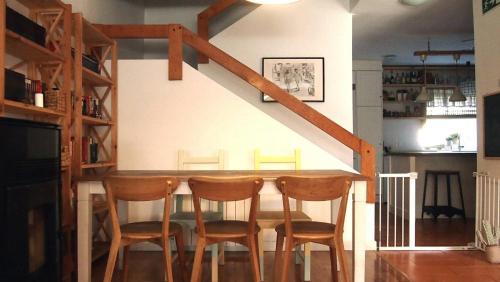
left=0, top=1, right=74, bottom=281
left=382, top=65, right=476, bottom=119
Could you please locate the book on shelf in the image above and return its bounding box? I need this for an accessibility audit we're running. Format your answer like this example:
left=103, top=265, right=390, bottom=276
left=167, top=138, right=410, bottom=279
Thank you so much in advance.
left=81, top=136, right=99, bottom=164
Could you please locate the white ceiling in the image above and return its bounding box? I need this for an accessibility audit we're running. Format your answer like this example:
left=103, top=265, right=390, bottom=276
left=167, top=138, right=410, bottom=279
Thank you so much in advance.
left=353, top=0, right=475, bottom=65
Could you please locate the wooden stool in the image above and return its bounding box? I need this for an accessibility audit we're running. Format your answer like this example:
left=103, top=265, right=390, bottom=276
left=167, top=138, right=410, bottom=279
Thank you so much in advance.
left=274, top=176, right=352, bottom=282
left=421, top=170, right=466, bottom=220
left=102, top=175, right=188, bottom=282
left=254, top=148, right=312, bottom=281
left=188, top=176, right=263, bottom=282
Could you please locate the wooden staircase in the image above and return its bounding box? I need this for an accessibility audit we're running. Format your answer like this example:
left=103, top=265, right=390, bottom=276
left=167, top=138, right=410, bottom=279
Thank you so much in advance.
left=94, top=22, right=376, bottom=203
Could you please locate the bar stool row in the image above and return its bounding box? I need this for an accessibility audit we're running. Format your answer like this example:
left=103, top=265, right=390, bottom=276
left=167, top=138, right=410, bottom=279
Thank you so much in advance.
left=102, top=175, right=352, bottom=282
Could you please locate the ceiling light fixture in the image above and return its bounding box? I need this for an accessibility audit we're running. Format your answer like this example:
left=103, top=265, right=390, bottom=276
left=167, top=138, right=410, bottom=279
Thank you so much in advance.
left=415, top=54, right=432, bottom=102
left=246, top=0, right=299, bottom=4
left=400, top=0, right=429, bottom=6
left=449, top=54, right=467, bottom=102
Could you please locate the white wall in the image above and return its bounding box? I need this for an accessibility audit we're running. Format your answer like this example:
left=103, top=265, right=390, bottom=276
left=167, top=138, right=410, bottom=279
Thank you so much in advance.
left=117, top=60, right=373, bottom=250
left=199, top=0, right=354, bottom=167
left=64, top=0, right=145, bottom=58
left=473, top=0, right=500, bottom=175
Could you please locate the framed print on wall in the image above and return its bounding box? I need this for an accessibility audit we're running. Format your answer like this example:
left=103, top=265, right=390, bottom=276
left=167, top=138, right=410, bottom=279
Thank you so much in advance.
left=483, top=0, right=500, bottom=13
left=261, top=57, right=324, bottom=102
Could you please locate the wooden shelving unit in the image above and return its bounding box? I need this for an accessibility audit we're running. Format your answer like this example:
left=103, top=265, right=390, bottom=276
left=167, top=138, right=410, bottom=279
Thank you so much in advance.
left=72, top=13, right=118, bottom=178
left=0, top=1, right=74, bottom=281
left=71, top=14, right=117, bottom=264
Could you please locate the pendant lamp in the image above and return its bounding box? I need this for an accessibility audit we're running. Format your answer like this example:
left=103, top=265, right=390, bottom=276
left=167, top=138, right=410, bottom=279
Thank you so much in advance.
left=449, top=54, right=467, bottom=102
left=415, top=54, right=432, bottom=102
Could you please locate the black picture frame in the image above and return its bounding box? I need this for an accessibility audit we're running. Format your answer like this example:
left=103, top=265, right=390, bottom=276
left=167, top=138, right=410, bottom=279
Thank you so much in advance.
left=261, top=57, right=325, bottom=103
left=483, top=0, right=500, bottom=13
left=484, top=92, right=500, bottom=157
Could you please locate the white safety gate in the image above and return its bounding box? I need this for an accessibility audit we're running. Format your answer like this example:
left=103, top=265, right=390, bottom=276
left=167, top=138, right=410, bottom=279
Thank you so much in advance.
left=475, top=172, right=500, bottom=250
left=377, top=173, right=418, bottom=250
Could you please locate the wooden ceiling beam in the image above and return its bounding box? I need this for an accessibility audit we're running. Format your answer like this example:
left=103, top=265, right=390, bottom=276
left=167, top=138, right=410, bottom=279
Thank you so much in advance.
left=94, top=24, right=172, bottom=39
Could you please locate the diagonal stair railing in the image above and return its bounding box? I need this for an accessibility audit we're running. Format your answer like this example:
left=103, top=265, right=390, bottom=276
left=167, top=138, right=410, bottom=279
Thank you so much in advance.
left=95, top=24, right=376, bottom=203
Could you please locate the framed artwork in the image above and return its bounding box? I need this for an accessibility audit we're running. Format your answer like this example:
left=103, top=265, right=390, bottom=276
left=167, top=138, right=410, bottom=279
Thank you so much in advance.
left=484, top=92, right=500, bottom=157
left=483, top=0, right=500, bottom=13
left=261, top=57, right=324, bottom=102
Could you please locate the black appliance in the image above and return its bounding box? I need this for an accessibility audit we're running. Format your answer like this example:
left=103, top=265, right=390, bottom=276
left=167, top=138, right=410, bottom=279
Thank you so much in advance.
left=6, top=6, right=46, bottom=47
left=5, top=68, right=27, bottom=102
left=0, top=117, right=61, bottom=282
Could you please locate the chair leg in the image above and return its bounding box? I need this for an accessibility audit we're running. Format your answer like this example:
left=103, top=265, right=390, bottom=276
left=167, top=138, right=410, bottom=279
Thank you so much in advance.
left=191, top=238, right=206, bottom=282
left=258, top=230, right=264, bottom=281
left=174, top=231, right=189, bottom=282
left=218, top=242, right=225, bottom=265
left=422, top=172, right=428, bottom=218
left=280, top=238, right=293, bottom=282
left=103, top=238, right=120, bottom=282
left=334, top=238, right=350, bottom=282
left=329, top=246, right=338, bottom=282
left=211, top=244, right=218, bottom=282
left=304, top=242, right=311, bottom=281
left=122, top=245, right=130, bottom=282
left=248, top=235, right=261, bottom=282
left=163, top=238, right=174, bottom=282
left=273, top=233, right=284, bottom=282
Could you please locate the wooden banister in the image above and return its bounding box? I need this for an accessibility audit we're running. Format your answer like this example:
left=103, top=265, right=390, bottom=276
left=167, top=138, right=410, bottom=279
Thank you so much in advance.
left=94, top=24, right=376, bottom=203
left=197, top=0, right=240, bottom=63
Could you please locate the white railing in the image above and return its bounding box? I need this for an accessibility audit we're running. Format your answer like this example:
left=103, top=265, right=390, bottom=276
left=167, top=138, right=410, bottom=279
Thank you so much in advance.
left=474, top=172, right=500, bottom=250
left=378, top=173, right=418, bottom=250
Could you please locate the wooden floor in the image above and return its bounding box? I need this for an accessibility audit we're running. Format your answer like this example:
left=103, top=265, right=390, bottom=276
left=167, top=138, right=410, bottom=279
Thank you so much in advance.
left=379, top=250, right=500, bottom=282
left=376, top=204, right=475, bottom=246
left=92, top=250, right=407, bottom=282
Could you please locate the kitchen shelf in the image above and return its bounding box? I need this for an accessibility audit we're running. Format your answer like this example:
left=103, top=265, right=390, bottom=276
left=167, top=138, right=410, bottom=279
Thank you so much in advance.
left=383, top=100, right=425, bottom=104
left=82, top=68, right=113, bottom=86
left=4, top=99, right=66, bottom=117
left=82, top=115, right=114, bottom=126
left=81, top=161, right=117, bottom=169
left=384, top=84, right=459, bottom=88
left=6, top=30, right=64, bottom=62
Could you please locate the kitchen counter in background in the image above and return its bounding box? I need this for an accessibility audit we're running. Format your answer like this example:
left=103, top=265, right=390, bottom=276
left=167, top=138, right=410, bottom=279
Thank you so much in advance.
left=386, top=151, right=477, bottom=156
left=384, top=152, right=477, bottom=219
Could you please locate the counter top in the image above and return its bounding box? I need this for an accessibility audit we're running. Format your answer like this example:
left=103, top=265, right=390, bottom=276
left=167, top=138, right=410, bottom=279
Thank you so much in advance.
left=385, top=151, right=477, bottom=156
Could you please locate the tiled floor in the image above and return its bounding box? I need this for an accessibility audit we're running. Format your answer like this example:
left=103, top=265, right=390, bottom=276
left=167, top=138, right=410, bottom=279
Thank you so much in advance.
left=379, top=250, right=500, bottom=282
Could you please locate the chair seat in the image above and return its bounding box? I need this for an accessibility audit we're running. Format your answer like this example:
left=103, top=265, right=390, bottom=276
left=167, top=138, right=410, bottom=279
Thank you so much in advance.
left=275, top=221, right=336, bottom=239
left=121, top=221, right=183, bottom=240
left=198, top=220, right=261, bottom=238
left=171, top=211, right=223, bottom=221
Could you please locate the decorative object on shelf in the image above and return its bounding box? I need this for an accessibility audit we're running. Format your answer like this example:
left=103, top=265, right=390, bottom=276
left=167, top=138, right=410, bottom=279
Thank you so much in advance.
left=449, top=54, right=467, bottom=102
left=477, top=220, right=500, bottom=263
left=400, top=0, right=428, bottom=6
left=483, top=0, right=500, bottom=14
left=5, top=69, right=26, bottom=102
left=34, top=82, right=44, bottom=108
left=6, top=6, right=46, bottom=47
left=415, top=54, right=432, bottom=102
left=45, top=89, right=66, bottom=112
left=262, top=57, right=324, bottom=102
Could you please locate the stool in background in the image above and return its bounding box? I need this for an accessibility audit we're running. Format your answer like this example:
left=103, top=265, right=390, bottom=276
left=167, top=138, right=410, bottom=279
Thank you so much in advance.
left=421, top=170, right=466, bottom=220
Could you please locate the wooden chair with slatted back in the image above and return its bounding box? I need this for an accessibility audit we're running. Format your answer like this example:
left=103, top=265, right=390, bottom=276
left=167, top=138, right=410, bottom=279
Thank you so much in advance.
left=274, top=176, right=352, bottom=282
left=173, top=150, right=225, bottom=282
left=254, top=148, right=312, bottom=281
left=188, top=176, right=263, bottom=282
left=102, top=175, right=188, bottom=282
